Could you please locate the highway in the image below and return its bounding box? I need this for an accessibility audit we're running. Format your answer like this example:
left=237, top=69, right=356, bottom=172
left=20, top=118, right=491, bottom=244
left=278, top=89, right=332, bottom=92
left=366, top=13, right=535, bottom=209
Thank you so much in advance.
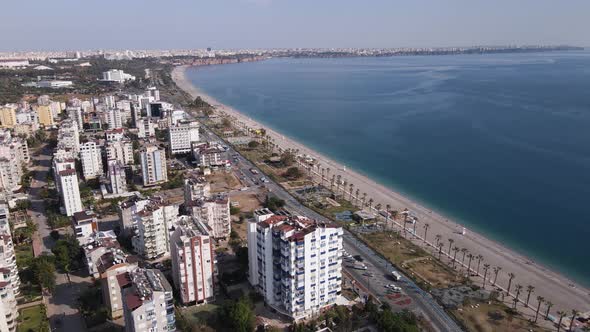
left=199, top=124, right=462, bottom=331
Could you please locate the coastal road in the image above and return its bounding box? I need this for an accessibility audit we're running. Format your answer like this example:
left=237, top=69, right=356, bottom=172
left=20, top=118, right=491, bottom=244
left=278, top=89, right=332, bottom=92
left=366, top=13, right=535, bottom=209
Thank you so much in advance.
left=199, top=122, right=462, bottom=331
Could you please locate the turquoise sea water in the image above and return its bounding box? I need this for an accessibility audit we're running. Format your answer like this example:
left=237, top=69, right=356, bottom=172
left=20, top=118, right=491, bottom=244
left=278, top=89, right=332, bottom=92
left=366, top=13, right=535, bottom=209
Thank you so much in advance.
left=186, top=51, right=590, bottom=287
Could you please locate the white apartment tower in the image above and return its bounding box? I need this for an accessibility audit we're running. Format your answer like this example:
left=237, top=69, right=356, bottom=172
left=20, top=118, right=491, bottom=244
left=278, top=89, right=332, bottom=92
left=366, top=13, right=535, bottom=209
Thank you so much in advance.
left=137, top=118, right=155, bottom=138
left=170, top=216, right=215, bottom=305
left=169, top=121, right=199, bottom=155
left=108, top=159, right=127, bottom=195
left=140, top=145, right=168, bottom=186
left=106, top=140, right=134, bottom=166
left=0, top=205, right=20, bottom=332
left=186, top=195, right=231, bottom=239
left=106, top=108, right=123, bottom=129
left=122, top=269, right=176, bottom=332
left=247, top=213, right=343, bottom=320
left=66, top=106, right=84, bottom=129
left=80, top=141, right=103, bottom=180
left=56, top=168, right=83, bottom=216
left=131, top=201, right=178, bottom=259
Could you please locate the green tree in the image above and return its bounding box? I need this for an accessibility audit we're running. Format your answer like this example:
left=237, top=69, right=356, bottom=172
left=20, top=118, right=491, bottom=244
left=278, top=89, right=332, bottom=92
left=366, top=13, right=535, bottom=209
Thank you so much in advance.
left=221, top=296, right=255, bottom=332
left=247, top=140, right=260, bottom=149
left=284, top=167, right=303, bottom=179
left=31, top=255, right=56, bottom=293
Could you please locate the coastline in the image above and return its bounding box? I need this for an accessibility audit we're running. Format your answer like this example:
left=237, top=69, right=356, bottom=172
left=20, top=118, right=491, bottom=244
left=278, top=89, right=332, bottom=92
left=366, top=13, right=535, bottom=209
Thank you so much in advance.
left=172, top=64, right=590, bottom=315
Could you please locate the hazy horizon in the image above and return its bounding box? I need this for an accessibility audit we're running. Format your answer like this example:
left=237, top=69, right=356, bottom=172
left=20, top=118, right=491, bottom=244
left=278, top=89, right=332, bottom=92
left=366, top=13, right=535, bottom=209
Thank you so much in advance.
left=1, top=0, right=590, bottom=52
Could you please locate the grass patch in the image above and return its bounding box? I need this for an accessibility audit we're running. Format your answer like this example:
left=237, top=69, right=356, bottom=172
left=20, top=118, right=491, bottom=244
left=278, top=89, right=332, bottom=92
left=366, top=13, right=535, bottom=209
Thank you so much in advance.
left=452, top=301, right=549, bottom=332
left=405, top=259, right=466, bottom=288
left=359, top=231, right=428, bottom=264
left=17, top=304, right=48, bottom=332
left=181, top=303, right=221, bottom=329
left=15, top=243, right=34, bottom=268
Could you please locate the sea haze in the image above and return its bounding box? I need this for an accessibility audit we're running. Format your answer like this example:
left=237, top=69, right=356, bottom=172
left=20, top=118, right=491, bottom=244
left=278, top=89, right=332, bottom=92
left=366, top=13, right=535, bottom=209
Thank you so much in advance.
left=186, top=51, right=590, bottom=287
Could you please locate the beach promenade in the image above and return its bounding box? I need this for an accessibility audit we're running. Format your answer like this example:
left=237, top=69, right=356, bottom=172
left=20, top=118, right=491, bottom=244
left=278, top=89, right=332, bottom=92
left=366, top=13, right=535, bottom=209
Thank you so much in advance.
left=172, top=65, right=590, bottom=324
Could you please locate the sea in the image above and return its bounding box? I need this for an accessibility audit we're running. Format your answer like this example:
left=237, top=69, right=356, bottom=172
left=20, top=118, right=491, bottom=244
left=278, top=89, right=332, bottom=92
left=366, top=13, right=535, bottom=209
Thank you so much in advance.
left=185, top=51, right=590, bottom=287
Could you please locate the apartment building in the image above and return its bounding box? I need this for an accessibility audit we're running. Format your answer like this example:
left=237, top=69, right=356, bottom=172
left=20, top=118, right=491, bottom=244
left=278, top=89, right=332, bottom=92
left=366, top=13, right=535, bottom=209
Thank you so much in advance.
left=0, top=205, right=19, bottom=332
left=106, top=139, right=134, bottom=166
left=169, top=121, right=199, bottom=155
left=247, top=212, right=343, bottom=320
left=66, top=106, right=84, bottom=129
left=170, top=216, right=215, bottom=305
left=0, top=131, right=30, bottom=192
left=183, top=174, right=211, bottom=202
left=106, top=108, right=123, bottom=129
left=35, top=104, right=54, bottom=127
left=108, top=159, right=127, bottom=195
left=192, top=143, right=226, bottom=167
left=122, top=268, right=175, bottom=332
left=72, top=211, right=98, bottom=245
left=0, top=106, right=17, bottom=128
left=102, top=69, right=136, bottom=83
left=131, top=199, right=178, bottom=259
left=137, top=118, right=155, bottom=138
left=80, top=141, right=103, bottom=180
left=56, top=168, right=83, bottom=216
left=186, top=195, right=230, bottom=239
left=140, top=145, right=168, bottom=187
left=57, top=119, right=80, bottom=155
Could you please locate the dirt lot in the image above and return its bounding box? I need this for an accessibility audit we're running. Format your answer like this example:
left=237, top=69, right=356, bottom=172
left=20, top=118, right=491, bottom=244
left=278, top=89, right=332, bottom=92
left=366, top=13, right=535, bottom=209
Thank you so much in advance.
left=452, top=302, right=550, bottom=332
left=207, top=171, right=242, bottom=193
left=229, top=192, right=262, bottom=212
left=405, top=258, right=465, bottom=288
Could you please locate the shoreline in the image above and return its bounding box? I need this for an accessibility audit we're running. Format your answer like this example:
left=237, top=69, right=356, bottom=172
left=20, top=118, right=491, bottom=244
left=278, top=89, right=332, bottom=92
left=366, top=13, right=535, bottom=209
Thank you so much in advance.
left=172, top=64, right=590, bottom=315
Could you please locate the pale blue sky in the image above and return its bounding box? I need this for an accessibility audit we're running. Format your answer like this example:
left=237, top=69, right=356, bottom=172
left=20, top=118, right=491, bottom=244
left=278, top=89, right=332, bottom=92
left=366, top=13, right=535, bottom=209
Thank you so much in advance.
left=1, top=0, right=589, bottom=51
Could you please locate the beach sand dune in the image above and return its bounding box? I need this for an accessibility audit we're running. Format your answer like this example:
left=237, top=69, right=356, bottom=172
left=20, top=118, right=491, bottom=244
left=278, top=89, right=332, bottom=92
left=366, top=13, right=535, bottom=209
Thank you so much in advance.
left=172, top=65, right=590, bottom=319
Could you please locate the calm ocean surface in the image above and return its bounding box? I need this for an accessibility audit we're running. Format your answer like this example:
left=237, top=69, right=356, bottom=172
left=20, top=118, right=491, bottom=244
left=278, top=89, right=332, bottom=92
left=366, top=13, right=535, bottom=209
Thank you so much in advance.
left=186, top=51, right=590, bottom=287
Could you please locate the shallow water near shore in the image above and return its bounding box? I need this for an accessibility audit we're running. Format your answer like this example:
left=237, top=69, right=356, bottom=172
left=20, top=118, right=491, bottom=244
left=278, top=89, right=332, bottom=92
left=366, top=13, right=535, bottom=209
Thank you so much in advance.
left=186, top=51, right=590, bottom=287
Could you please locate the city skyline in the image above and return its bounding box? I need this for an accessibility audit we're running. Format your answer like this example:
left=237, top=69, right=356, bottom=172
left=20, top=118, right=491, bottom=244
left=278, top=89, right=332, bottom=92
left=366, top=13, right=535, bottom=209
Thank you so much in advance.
left=1, top=0, right=589, bottom=51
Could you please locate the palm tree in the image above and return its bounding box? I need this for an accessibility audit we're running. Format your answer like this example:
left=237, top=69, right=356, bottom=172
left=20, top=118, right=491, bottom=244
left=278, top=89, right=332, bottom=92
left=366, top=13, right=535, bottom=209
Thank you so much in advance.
left=330, top=175, right=336, bottom=191
left=452, top=246, right=460, bottom=267
left=367, top=198, right=374, bottom=210
left=525, top=285, right=535, bottom=307
left=545, top=301, right=553, bottom=320
left=466, top=253, right=474, bottom=275
left=437, top=243, right=444, bottom=260
left=506, top=272, right=515, bottom=296
left=355, top=189, right=360, bottom=206
left=385, top=204, right=391, bottom=229
left=423, top=223, right=430, bottom=244
left=557, top=311, right=566, bottom=332
left=534, top=296, right=544, bottom=323
left=375, top=203, right=382, bottom=213
left=361, top=193, right=367, bottom=207
left=342, top=180, right=348, bottom=197
left=514, top=284, right=523, bottom=308
left=326, top=168, right=331, bottom=184
left=321, top=167, right=325, bottom=185
left=569, top=309, right=579, bottom=332
left=336, top=175, right=342, bottom=194
left=482, top=264, right=490, bottom=288
left=434, top=234, right=442, bottom=247
left=349, top=183, right=354, bottom=201
left=492, top=266, right=502, bottom=286
left=460, top=248, right=468, bottom=264
left=447, top=238, right=454, bottom=256
left=476, top=254, right=483, bottom=275
left=390, top=210, right=398, bottom=220
left=412, top=217, right=418, bottom=235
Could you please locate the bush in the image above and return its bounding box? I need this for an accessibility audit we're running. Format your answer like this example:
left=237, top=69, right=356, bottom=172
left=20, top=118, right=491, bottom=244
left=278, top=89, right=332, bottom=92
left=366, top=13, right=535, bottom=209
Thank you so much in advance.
left=284, top=167, right=302, bottom=179
left=50, top=230, right=60, bottom=240
left=230, top=206, right=241, bottom=215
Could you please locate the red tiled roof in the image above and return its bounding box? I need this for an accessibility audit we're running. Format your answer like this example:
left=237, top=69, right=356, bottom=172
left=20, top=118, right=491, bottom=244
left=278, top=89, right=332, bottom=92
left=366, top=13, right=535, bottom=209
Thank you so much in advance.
left=117, top=272, right=132, bottom=288
left=125, top=292, right=143, bottom=311
left=59, top=169, right=76, bottom=176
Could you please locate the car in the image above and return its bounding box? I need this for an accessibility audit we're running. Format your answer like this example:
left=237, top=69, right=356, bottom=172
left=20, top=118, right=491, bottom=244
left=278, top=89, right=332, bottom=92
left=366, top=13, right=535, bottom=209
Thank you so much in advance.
left=362, top=272, right=374, bottom=277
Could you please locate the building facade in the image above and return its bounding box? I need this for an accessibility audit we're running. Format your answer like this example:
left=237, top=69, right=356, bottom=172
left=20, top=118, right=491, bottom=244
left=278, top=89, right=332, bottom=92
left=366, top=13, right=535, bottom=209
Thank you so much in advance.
left=131, top=201, right=178, bottom=259
left=170, top=216, right=215, bottom=305
left=169, top=121, right=199, bottom=155
left=56, top=168, right=83, bottom=216
left=186, top=195, right=231, bottom=239
left=108, top=159, right=128, bottom=195
left=80, top=141, right=103, bottom=180
left=247, top=213, right=343, bottom=320
left=140, top=145, right=167, bottom=187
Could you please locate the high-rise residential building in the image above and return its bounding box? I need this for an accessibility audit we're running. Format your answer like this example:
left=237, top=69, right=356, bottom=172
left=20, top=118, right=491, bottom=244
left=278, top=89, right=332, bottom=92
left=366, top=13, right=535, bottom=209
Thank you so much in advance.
left=108, top=159, right=127, bottom=195
left=0, top=106, right=17, bottom=128
left=66, top=106, right=84, bottom=129
left=169, top=121, right=199, bottom=155
left=106, top=108, right=123, bottom=129
left=140, top=145, right=168, bottom=187
left=137, top=118, right=155, bottom=138
left=170, top=216, right=215, bottom=305
left=186, top=195, right=231, bottom=239
left=122, top=269, right=175, bottom=332
left=183, top=174, right=210, bottom=203
left=247, top=213, right=343, bottom=320
left=56, top=168, right=83, bottom=216
left=57, top=119, right=80, bottom=155
left=131, top=200, right=178, bottom=259
left=0, top=130, right=30, bottom=192
left=0, top=206, right=21, bottom=332
left=35, top=104, right=54, bottom=127
left=72, top=211, right=98, bottom=245
left=106, top=140, right=134, bottom=166
left=102, top=69, right=136, bottom=83
left=80, top=141, right=103, bottom=180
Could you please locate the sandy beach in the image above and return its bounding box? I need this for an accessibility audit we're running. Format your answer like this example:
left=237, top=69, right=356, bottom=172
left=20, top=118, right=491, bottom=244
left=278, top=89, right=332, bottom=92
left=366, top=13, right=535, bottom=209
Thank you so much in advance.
left=172, top=65, right=590, bottom=321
